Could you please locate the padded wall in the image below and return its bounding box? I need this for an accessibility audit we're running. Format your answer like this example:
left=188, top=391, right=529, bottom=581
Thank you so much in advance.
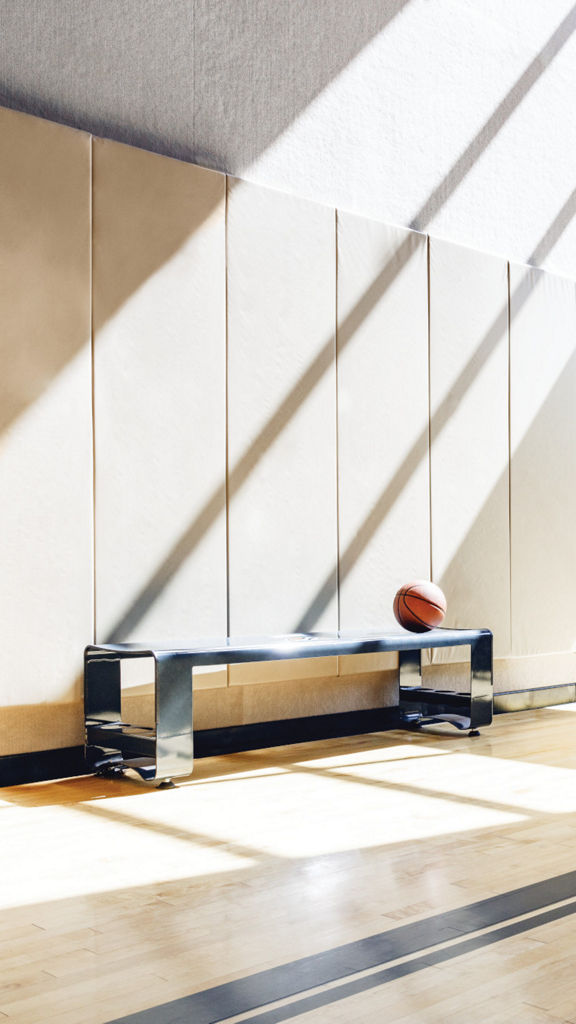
left=227, top=178, right=338, bottom=684
left=4, top=105, right=576, bottom=757
left=430, top=239, right=510, bottom=662
left=93, top=139, right=227, bottom=688
left=337, top=213, right=429, bottom=674
left=0, top=107, right=92, bottom=718
left=510, top=265, right=576, bottom=657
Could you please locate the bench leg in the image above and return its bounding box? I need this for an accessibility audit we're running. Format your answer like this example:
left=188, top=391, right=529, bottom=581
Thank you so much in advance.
left=85, top=653, right=121, bottom=724
left=398, top=649, right=423, bottom=727
left=154, top=653, right=194, bottom=783
left=469, top=633, right=493, bottom=732
left=398, top=636, right=493, bottom=735
left=85, top=653, right=125, bottom=774
left=85, top=651, right=195, bottom=784
left=399, top=649, right=423, bottom=688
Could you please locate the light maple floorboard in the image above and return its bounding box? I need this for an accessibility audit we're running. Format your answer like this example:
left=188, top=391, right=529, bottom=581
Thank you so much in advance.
left=2, top=707, right=576, bottom=1021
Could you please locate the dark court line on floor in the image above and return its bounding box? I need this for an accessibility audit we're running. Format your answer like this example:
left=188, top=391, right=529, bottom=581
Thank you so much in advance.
left=106, top=870, right=576, bottom=1024
left=230, top=900, right=576, bottom=1024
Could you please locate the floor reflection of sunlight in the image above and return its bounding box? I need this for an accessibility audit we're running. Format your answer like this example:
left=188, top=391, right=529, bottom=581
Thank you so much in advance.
left=332, top=750, right=576, bottom=814
left=8, top=729, right=576, bottom=912
left=70, top=756, right=527, bottom=864
left=108, top=784, right=519, bottom=861
left=0, top=798, right=254, bottom=911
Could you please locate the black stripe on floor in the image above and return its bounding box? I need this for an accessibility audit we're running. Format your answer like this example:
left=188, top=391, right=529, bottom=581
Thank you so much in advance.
left=232, top=900, right=576, bottom=1024
left=106, top=869, right=576, bottom=1024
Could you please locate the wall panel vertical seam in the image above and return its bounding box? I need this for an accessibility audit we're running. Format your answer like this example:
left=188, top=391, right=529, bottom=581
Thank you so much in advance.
left=427, top=235, right=433, bottom=583
left=225, top=175, right=231, bottom=684
left=507, top=261, right=513, bottom=655
left=335, top=209, right=341, bottom=677
left=89, top=134, right=96, bottom=644
left=335, top=209, right=341, bottom=636
left=426, top=235, right=434, bottom=665
left=191, top=0, right=196, bottom=151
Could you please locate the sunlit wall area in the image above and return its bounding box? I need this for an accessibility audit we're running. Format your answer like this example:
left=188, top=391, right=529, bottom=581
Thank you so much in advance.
left=1, top=2, right=576, bottom=278
left=1, top=103, right=576, bottom=757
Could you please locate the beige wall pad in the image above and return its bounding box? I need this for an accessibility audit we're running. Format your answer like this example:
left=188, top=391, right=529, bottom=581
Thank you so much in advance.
left=93, top=139, right=227, bottom=686
left=336, top=213, right=429, bottom=675
left=510, top=264, right=576, bottom=657
left=0, top=108, right=92, bottom=721
left=0, top=702, right=84, bottom=756
left=227, top=178, right=338, bottom=684
left=422, top=650, right=576, bottom=695
left=429, top=238, right=510, bottom=663
left=194, top=669, right=397, bottom=731
left=5, top=102, right=576, bottom=741
left=495, top=651, right=576, bottom=692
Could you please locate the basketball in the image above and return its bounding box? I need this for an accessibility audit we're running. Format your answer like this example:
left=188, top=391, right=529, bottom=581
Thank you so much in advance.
left=393, top=580, right=447, bottom=633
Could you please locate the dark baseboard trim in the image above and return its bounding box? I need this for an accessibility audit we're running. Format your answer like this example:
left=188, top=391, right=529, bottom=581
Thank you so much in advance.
left=0, top=708, right=399, bottom=788
left=0, top=746, right=87, bottom=788
left=193, top=707, right=399, bottom=759
left=494, top=683, right=576, bottom=714
left=2, top=686, right=575, bottom=787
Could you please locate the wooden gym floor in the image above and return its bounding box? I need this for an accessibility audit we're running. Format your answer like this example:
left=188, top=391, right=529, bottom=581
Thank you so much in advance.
left=2, top=708, right=576, bottom=1023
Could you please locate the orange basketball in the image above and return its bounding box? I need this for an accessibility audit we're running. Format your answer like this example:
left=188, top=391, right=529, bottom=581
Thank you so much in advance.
left=393, top=580, right=447, bottom=633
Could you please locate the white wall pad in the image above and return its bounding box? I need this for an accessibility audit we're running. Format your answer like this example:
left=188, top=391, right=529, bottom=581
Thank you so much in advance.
left=494, top=651, right=576, bottom=693
left=430, top=239, right=510, bottom=664
left=337, top=214, right=429, bottom=675
left=93, top=139, right=227, bottom=687
left=510, top=264, right=576, bottom=657
left=0, top=108, right=92, bottom=717
left=227, top=178, right=338, bottom=685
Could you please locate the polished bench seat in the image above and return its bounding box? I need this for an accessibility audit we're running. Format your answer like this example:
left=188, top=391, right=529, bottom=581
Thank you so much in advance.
left=84, top=627, right=493, bottom=784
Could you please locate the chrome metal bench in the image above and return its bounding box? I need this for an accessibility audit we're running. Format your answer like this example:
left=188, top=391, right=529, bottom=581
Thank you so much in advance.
left=84, top=627, right=493, bottom=784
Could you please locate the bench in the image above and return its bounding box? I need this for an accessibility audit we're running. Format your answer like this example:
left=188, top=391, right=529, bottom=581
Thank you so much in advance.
left=84, top=627, right=493, bottom=784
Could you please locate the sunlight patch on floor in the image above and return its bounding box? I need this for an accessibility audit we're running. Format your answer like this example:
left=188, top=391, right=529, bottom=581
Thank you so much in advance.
left=66, top=761, right=527, bottom=862
left=0, top=799, right=254, bottom=910
left=6, top=723, right=575, bottom=911
left=329, top=750, right=576, bottom=815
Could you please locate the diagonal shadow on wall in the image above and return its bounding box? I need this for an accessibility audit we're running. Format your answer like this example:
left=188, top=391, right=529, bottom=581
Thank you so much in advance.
left=4, top=2, right=575, bottom=437
left=0, top=1, right=413, bottom=437
left=104, top=80, right=576, bottom=643
left=293, top=197, right=576, bottom=633
left=409, top=4, right=576, bottom=230
left=5, top=0, right=576, bottom=434
left=436, top=347, right=576, bottom=662
left=74, top=4, right=574, bottom=640
left=104, top=230, right=420, bottom=640
left=528, top=187, right=576, bottom=268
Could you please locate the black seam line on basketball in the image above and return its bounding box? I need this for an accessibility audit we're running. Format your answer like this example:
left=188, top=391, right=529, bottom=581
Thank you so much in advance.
left=401, top=592, right=431, bottom=629
left=401, top=592, right=445, bottom=624
left=404, top=595, right=446, bottom=615
left=102, top=880, right=576, bottom=1024
left=217, top=901, right=576, bottom=1024
left=403, top=589, right=446, bottom=613
left=401, top=598, right=430, bottom=631
left=401, top=585, right=446, bottom=614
